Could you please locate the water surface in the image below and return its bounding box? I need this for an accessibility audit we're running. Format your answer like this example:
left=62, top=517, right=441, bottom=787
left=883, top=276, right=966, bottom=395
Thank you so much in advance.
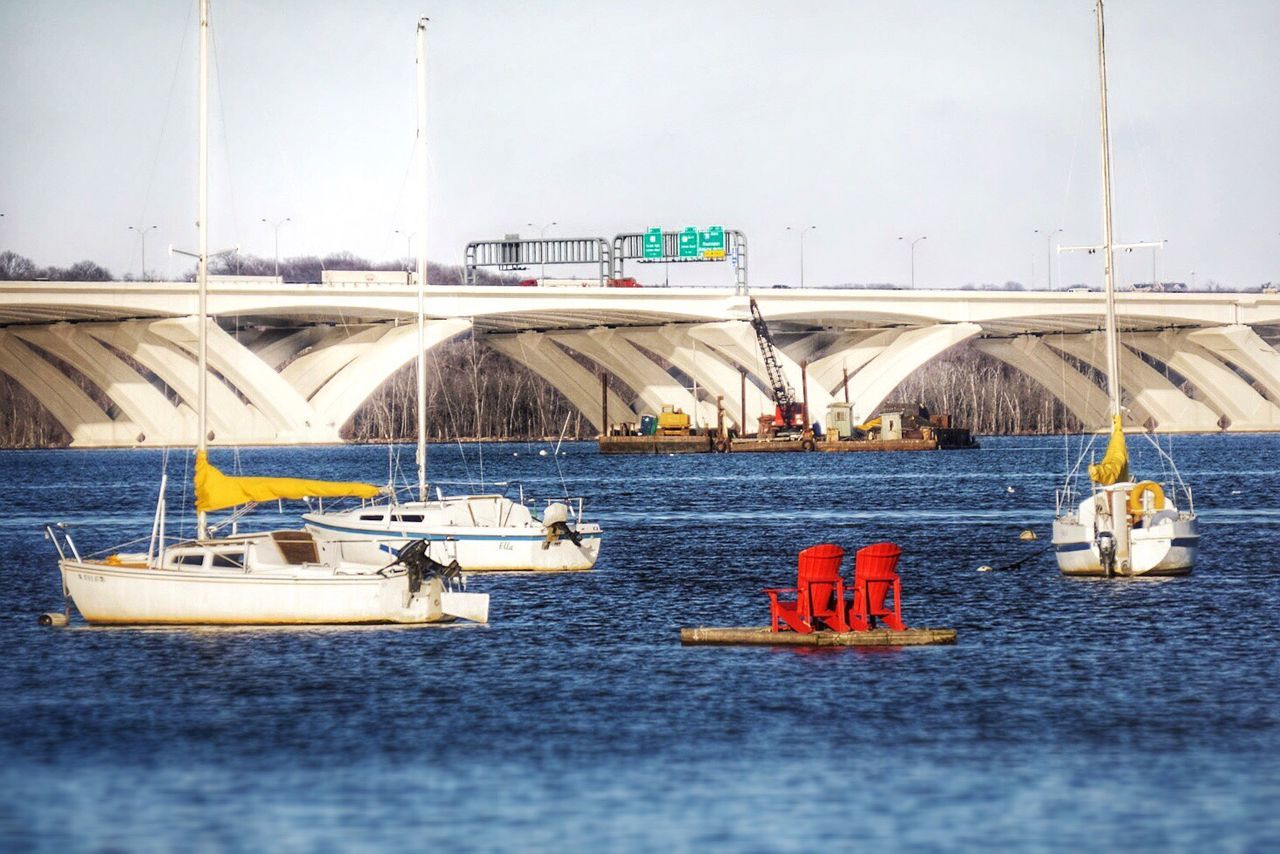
left=2, top=436, right=1277, bottom=849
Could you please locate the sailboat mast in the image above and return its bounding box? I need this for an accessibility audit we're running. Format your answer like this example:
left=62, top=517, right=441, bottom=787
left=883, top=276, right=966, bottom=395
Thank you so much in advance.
left=415, top=17, right=429, bottom=503
left=1096, top=0, right=1122, bottom=418
left=196, top=0, right=210, bottom=538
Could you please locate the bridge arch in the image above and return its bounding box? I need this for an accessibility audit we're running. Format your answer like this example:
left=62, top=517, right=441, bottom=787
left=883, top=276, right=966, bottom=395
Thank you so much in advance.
left=486, top=332, right=637, bottom=432
left=827, top=323, right=983, bottom=424
left=1127, top=330, right=1280, bottom=431
left=12, top=325, right=189, bottom=443
left=309, top=318, right=472, bottom=433
left=0, top=330, right=138, bottom=445
left=973, top=336, right=1113, bottom=431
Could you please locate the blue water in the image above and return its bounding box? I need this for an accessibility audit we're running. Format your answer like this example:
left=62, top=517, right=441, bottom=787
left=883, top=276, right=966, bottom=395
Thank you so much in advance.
left=2, top=436, right=1278, bottom=850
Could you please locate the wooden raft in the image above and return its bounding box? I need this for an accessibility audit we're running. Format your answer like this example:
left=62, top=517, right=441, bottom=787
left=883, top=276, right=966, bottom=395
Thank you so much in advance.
left=680, top=626, right=957, bottom=647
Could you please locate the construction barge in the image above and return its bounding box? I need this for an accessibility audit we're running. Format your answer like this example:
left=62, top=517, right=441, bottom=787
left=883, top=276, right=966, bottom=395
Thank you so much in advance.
left=597, top=296, right=976, bottom=455
left=600, top=402, right=977, bottom=455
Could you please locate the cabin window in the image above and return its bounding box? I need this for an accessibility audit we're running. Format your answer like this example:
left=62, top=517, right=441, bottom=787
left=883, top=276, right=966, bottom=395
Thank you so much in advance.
left=177, top=554, right=207, bottom=566
left=211, top=552, right=244, bottom=568
left=359, top=514, right=387, bottom=522
left=392, top=514, right=424, bottom=523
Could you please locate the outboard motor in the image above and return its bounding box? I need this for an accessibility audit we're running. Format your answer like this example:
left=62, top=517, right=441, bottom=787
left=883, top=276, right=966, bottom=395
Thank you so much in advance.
left=541, top=502, right=582, bottom=550
left=1096, top=530, right=1116, bottom=579
left=387, top=539, right=463, bottom=591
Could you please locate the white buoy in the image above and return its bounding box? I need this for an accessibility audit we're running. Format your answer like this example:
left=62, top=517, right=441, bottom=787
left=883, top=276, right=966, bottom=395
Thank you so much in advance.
left=39, top=612, right=69, bottom=627
left=538, top=449, right=548, bottom=457
left=1019, top=529, right=1038, bottom=541
left=977, top=565, right=993, bottom=573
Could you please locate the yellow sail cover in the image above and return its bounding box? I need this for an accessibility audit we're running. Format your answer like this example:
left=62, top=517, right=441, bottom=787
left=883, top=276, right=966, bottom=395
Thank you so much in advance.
left=194, top=451, right=382, bottom=512
left=1088, top=414, right=1129, bottom=485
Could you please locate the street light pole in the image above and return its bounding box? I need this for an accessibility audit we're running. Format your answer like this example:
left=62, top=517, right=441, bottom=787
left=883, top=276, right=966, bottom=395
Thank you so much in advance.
left=261, top=217, right=291, bottom=277
left=394, top=229, right=416, bottom=272
left=129, top=224, right=158, bottom=281
left=898, top=235, right=927, bottom=288
left=527, top=221, right=557, bottom=281
left=786, top=225, right=816, bottom=287
left=1034, top=228, right=1063, bottom=290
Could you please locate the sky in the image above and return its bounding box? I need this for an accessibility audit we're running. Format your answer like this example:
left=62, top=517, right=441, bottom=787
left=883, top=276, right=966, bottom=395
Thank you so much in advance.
left=1, top=0, right=1277, bottom=289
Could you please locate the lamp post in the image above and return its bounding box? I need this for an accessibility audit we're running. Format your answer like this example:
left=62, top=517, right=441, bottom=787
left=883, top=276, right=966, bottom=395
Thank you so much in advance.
left=261, top=217, right=290, bottom=277
left=786, top=225, right=816, bottom=287
left=898, top=235, right=927, bottom=288
left=394, top=229, right=416, bottom=273
left=527, top=221, right=557, bottom=281
left=1034, top=227, right=1063, bottom=290
left=129, top=224, right=158, bottom=281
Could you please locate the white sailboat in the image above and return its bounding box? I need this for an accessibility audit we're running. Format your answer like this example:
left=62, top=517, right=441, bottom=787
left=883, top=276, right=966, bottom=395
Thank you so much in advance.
left=303, top=18, right=602, bottom=573
left=46, top=0, right=488, bottom=624
left=1051, top=0, right=1199, bottom=577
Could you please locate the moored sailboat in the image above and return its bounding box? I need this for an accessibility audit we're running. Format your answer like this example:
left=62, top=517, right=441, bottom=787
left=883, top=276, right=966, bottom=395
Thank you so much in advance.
left=1051, top=0, right=1199, bottom=577
left=302, top=18, right=602, bottom=572
left=46, top=0, right=488, bottom=624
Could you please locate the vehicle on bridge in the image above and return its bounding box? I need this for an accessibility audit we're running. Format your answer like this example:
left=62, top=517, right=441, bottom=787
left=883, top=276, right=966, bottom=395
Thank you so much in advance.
left=517, top=277, right=642, bottom=288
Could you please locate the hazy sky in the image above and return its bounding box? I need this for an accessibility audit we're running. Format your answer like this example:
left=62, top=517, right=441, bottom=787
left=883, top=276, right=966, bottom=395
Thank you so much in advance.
left=2, top=0, right=1277, bottom=289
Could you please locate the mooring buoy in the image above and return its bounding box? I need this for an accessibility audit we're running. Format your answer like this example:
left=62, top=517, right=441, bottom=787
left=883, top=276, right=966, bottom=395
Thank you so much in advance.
left=38, top=612, right=69, bottom=627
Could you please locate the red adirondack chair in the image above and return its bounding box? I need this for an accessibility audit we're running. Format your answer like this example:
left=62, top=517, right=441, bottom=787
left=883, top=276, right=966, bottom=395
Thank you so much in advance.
left=765, top=544, right=849, bottom=633
left=847, top=542, right=906, bottom=631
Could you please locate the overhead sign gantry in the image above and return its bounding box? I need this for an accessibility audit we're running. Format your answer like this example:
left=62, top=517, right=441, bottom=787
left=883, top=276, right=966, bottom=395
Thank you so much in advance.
left=463, top=236, right=613, bottom=285
left=463, top=226, right=748, bottom=293
left=613, top=226, right=748, bottom=294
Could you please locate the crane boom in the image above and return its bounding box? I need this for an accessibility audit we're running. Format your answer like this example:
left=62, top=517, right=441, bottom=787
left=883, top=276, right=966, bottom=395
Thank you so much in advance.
left=748, top=298, right=803, bottom=429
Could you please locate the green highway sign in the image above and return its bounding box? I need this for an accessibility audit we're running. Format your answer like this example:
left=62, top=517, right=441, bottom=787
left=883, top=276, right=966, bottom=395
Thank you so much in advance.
left=698, top=226, right=725, bottom=259
left=643, top=228, right=663, bottom=259
left=678, top=228, right=699, bottom=258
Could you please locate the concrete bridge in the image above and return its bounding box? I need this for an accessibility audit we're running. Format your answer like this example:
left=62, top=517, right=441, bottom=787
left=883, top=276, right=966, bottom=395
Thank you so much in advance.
left=2, top=276, right=1279, bottom=446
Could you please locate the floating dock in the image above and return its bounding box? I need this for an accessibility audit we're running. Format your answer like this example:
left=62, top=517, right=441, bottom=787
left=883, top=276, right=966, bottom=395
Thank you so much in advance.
left=679, top=626, right=957, bottom=647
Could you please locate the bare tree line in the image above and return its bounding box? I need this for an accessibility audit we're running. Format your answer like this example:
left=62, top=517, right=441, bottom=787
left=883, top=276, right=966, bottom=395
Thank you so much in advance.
left=0, top=250, right=112, bottom=282
left=0, top=249, right=508, bottom=286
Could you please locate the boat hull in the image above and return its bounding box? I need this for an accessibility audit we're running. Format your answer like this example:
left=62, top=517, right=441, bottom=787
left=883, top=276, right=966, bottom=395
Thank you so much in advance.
left=1052, top=517, right=1198, bottom=577
left=303, top=516, right=603, bottom=572
left=58, top=559, right=472, bottom=625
